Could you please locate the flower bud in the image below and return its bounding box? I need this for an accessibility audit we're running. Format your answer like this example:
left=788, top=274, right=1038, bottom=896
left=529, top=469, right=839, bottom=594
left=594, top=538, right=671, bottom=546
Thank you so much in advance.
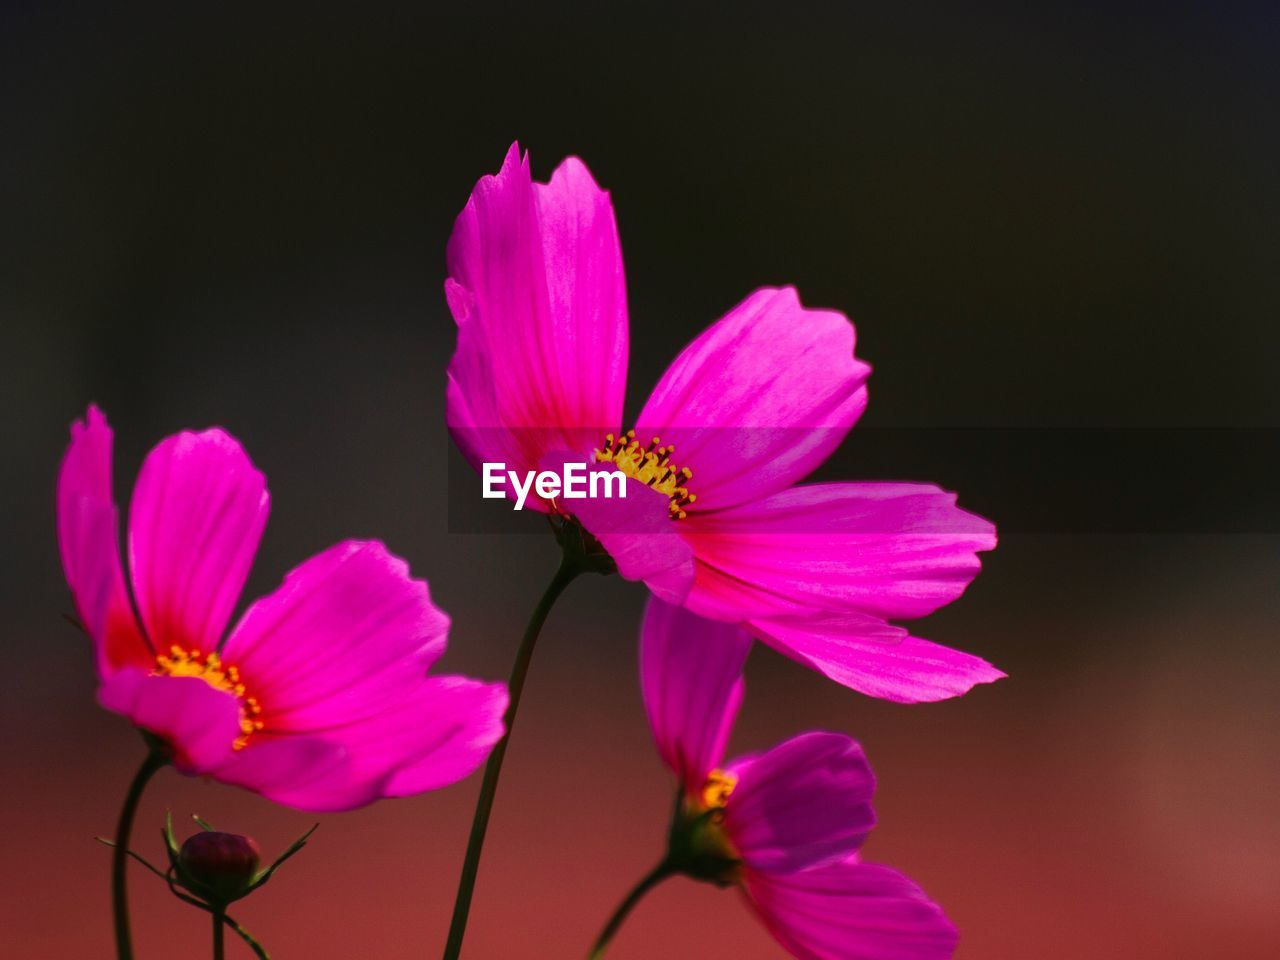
left=178, top=831, right=261, bottom=902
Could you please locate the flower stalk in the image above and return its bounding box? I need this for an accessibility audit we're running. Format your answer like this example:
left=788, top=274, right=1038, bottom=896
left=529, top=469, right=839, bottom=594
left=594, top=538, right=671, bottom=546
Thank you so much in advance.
left=587, top=860, right=675, bottom=960
left=212, top=907, right=226, bottom=960
left=442, top=521, right=612, bottom=960
left=111, top=747, right=168, bottom=960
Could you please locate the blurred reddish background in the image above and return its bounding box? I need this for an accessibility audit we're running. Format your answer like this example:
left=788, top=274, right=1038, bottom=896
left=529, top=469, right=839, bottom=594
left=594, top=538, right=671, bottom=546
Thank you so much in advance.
left=8, top=533, right=1278, bottom=958
left=3, top=3, right=1278, bottom=957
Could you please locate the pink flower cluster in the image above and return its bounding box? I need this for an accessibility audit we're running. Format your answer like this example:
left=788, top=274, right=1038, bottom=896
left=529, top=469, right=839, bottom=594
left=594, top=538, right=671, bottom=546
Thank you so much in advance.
left=443, top=144, right=1000, bottom=957
left=57, top=143, right=1000, bottom=959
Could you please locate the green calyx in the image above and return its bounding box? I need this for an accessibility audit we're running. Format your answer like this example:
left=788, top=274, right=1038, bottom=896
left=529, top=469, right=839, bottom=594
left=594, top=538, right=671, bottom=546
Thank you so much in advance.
left=551, top=516, right=618, bottom=576
left=663, top=790, right=742, bottom=887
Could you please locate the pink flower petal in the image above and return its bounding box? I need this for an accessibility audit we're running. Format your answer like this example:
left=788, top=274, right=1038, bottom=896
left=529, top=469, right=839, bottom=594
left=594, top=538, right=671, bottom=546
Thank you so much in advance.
left=379, top=676, right=508, bottom=797
left=56, top=406, right=150, bottom=675
left=744, top=857, right=958, bottom=960
left=128, top=427, right=269, bottom=655
left=212, top=736, right=350, bottom=807
left=221, top=541, right=450, bottom=730
left=725, top=732, right=875, bottom=875
left=751, top=613, right=1005, bottom=703
left=220, top=676, right=507, bottom=812
left=557, top=462, right=695, bottom=604
left=639, top=598, right=751, bottom=792
left=97, top=669, right=242, bottom=773
left=636, top=287, right=869, bottom=512
left=681, top=482, right=996, bottom=622
left=446, top=144, right=628, bottom=489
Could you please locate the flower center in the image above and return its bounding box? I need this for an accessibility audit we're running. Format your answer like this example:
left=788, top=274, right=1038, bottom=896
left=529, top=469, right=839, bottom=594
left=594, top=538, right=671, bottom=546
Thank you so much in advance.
left=154, top=646, right=264, bottom=749
left=700, top=769, right=738, bottom=811
left=595, top=430, right=696, bottom=519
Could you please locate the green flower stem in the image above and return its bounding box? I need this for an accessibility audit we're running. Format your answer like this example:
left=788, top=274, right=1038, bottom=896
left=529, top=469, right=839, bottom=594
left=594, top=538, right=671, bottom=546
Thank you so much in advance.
left=441, top=555, right=584, bottom=960
left=212, top=907, right=226, bottom=960
left=587, top=861, right=676, bottom=959
left=112, top=750, right=168, bottom=960
left=167, top=887, right=270, bottom=960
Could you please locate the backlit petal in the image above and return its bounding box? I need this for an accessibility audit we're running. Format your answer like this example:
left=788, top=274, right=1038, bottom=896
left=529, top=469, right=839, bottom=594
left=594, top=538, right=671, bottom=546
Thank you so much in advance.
left=97, top=669, right=242, bottom=773
left=128, top=428, right=269, bottom=654
left=446, top=144, right=627, bottom=489
left=636, top=287, right=869, bottom=511
left=681, top=482, right=996, bottom=622
left=56, top=406, right=149, bottom=674
left=725, top=732, right=875, bottom=874
left=751, top=613, right=1004, bottom=703
left=744, top=857, right=958, bottom=960
left=213, top=736, right=350, bottom=808
left=221, top=541, right=450, bottom=731
left=640, top=598, right=751, bottom=791
left=219, top=677, right=507, bottom=812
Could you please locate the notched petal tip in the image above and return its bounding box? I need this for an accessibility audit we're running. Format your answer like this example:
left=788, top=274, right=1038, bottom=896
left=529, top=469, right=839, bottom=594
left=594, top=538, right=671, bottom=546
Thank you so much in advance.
left=58, top=404, right=152, bottom=674
left=547, top=154, right=609, bottom=197
left=752, top=612, right=1007, bottom=704
left=634, top=285, right=871, bottom=511
left=73, top=402, right=111, bottom=436
left=474, top=140, right=531, bottom=194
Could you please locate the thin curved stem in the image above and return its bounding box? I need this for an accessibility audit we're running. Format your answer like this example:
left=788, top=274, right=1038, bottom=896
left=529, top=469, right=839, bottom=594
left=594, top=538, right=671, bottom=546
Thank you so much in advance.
left=112, top=750, right=167, bottom=960
left=441, top=556, right=583, bottom=960
left=588, top=861, right=676, bottom=959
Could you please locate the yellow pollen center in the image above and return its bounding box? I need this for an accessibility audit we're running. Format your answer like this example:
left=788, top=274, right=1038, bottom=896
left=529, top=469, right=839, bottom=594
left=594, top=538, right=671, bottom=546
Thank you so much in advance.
left=154, top=646, right=264, bottom=749
left=595, top=430, right=697, bottom=519
left=701, top=769, right=738, bottom=811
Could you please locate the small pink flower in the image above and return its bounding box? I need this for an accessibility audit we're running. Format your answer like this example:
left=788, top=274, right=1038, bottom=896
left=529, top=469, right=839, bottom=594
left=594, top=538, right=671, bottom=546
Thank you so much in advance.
left=446, top=144, right=1000, bottom=702
left=641, top=599, right=958, bottom=959
left=58, top=406, right=508, bottom=811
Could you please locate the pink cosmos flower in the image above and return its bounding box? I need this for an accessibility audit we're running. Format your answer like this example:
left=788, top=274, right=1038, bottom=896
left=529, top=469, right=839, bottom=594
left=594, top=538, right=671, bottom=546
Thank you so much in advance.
left=639, top=598, right=957, bottom=959
left=58, top=406, right=508, bottom=811
left=446, top=144, right=1001, bottom=702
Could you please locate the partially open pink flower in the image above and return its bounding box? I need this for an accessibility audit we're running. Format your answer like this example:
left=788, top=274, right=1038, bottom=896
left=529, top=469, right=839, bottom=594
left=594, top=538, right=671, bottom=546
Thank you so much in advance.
left=446, top=144, right=1001, bottom=702
left=58, top=406, right=508, bottom=812
left=641, top=599, right=958, bottom=959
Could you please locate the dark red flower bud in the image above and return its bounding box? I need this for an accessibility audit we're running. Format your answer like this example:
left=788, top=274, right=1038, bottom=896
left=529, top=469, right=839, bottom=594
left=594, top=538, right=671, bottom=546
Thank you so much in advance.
left=178, top=832, right=261, bottom=902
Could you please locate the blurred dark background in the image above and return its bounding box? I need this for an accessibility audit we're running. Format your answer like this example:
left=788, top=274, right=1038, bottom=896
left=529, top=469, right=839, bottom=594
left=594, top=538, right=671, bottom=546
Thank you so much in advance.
left=2, top=3, right=1277, bottom=957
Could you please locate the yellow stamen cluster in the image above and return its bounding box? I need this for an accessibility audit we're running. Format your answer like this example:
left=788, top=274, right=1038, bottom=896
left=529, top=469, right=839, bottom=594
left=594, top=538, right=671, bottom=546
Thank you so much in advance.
left=154, top=646, right=264, bottom=749
left=595, top=430, right=696, bottom=519
left=701, top=769, right=738, bottom=811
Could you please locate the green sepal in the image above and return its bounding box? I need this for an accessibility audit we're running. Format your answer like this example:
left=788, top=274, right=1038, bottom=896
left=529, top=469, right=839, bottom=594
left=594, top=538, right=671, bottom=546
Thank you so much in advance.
left=551, top=516, right=618, bottom=576
left=247, top=823, right=319, bottom=892
left=163, top=810, right=180, bottom=865
left=663, top=788, right=743, bottom=886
